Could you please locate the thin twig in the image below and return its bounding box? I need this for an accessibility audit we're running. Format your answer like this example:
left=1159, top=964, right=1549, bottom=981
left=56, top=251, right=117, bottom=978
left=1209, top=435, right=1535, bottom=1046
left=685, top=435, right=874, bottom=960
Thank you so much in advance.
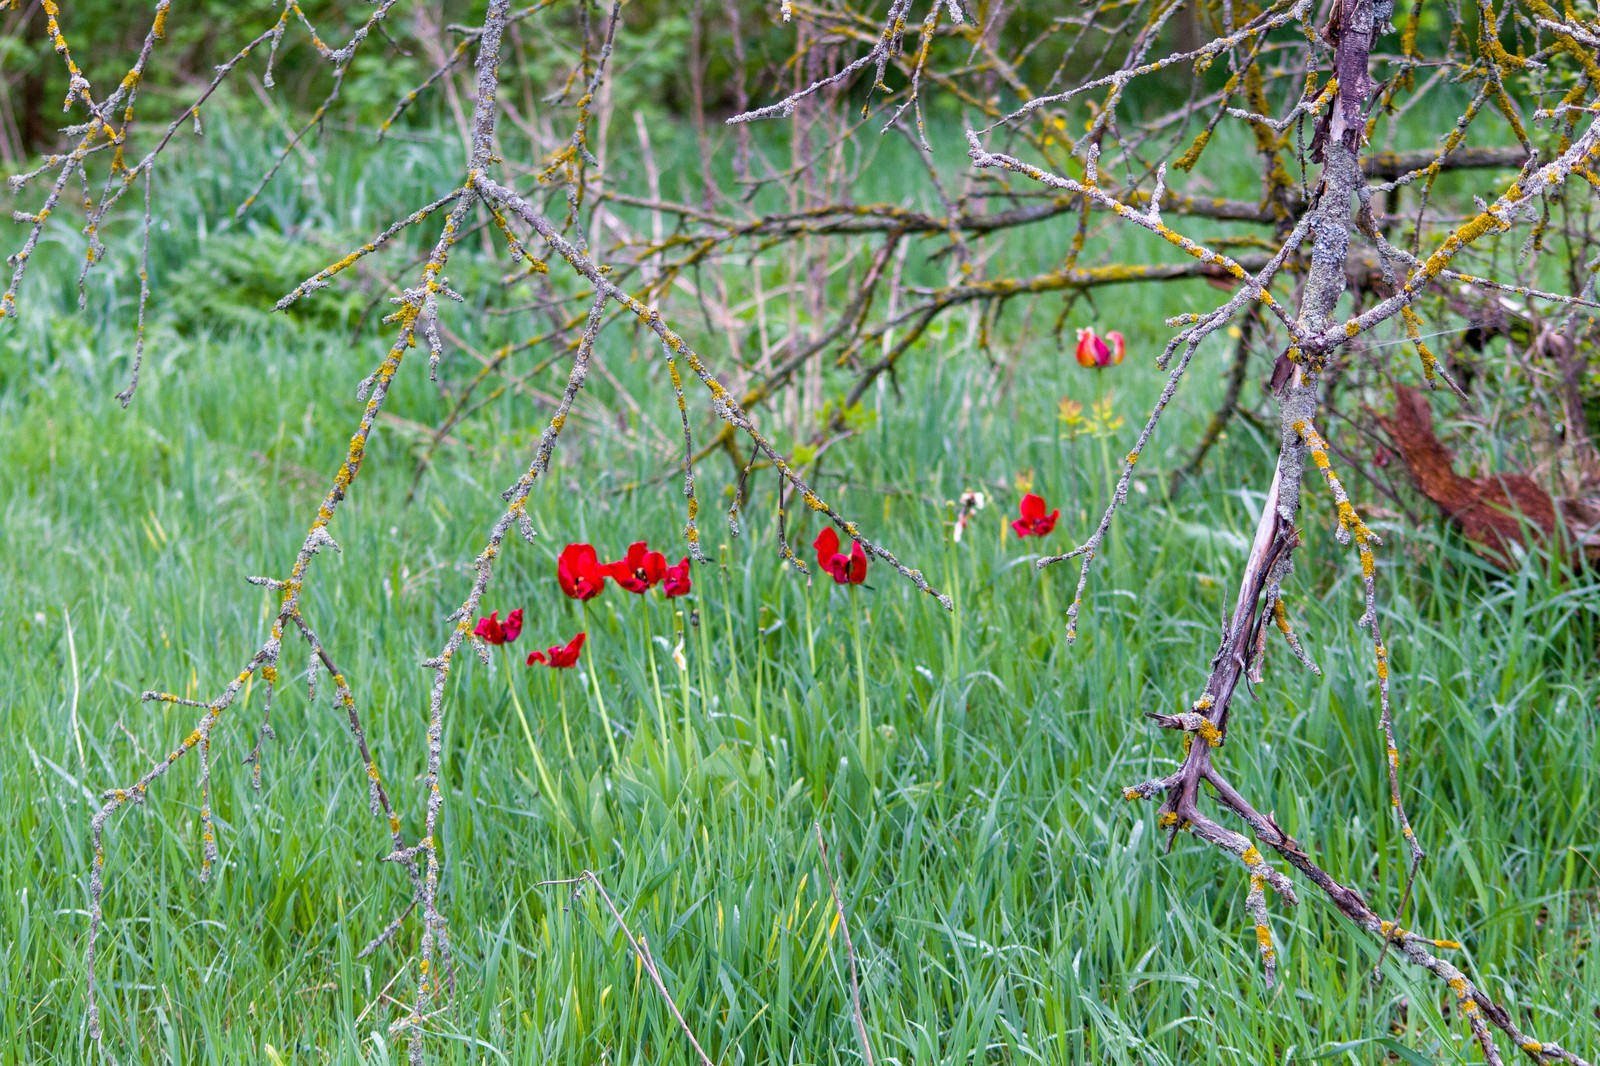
left=814, top=822, right=876, bottom=1066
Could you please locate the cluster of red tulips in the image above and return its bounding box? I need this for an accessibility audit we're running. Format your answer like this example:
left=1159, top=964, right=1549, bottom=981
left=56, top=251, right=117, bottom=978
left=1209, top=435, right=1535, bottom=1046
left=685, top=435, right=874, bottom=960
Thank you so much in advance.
left=556, top=541, right=691, bottom=601
left=474, top=540, right=692, bottom=670
left=476, top=318, right=1105, bottom=655
left=481, top=323, right=1116, bottom=650
left=473, top=606, right=588, bottom=669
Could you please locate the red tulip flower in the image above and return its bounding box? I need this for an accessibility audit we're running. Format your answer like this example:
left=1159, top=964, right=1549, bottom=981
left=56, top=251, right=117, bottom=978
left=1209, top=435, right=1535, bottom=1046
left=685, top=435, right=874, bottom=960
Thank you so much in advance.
left=606, top=540, right=667, bottom=593
left=663, top=557, right=692, bottom=598
left=813, top=527, right=868, bottom=585
left=527, top=631, right=586, bottom=669
left=474, top=608, right=523, bottom=645
left=1011, top=493, right=1059, bottom=538
left=557, top=543, right=607, bottom=600
left=1075, top=327, right=1125, bottom=369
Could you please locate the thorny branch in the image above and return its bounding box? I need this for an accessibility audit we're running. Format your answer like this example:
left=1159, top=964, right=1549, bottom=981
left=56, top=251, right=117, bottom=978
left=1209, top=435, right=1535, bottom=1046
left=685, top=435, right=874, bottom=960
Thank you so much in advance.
left=951, top=0, right=1596, bottom=1058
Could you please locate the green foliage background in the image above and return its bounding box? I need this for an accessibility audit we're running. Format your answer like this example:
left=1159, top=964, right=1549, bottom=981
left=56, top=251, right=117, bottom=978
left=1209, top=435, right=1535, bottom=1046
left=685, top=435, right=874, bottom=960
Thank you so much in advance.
left=0, top=3, right=1595, bottom=1064
left=0, top=0, right=1485, bottom=151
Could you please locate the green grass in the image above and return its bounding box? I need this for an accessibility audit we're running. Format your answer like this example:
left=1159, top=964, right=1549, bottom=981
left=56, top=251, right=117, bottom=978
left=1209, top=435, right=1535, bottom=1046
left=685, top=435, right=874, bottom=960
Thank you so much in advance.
left=2, top=113, right=1597, bottom=1065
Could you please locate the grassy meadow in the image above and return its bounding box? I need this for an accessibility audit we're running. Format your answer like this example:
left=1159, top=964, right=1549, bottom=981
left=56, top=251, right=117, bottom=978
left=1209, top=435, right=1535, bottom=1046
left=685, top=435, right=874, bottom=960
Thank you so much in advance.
left=2, top=113, right=1597, bottom=1065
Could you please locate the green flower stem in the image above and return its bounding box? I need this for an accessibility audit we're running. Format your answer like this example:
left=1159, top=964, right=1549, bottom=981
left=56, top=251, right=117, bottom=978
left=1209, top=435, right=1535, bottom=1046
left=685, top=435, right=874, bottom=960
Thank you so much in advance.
left=581, top=601, right=621, bottom=765
left=695, top=600, right=712, bottom=731
left=556, top=673, right=575, bottom=763
left=503, top=648, right=561, bottom=814
left=1095, top=374, right=1114, bottom=500
left=642, top=598, right=669, bottom=748
left=850, top=593, right=871, bottom=770
left=803, top=579, right=817, bottom=677
left=676, top=606, right=695, bottom=752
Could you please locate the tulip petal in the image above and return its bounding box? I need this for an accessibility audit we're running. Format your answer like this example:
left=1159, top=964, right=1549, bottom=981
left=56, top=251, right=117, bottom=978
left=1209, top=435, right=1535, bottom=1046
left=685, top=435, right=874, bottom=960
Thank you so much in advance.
left=664, top=557, right=692, bottom=597
left=474, top=611, right=505, bottom=644
left=559, top=543, right=607, bottom=600
left=813, top=527, right=840, bottom=570
left=551, top=631, right=586, bottom=667
left=1075, top=327, right=1100, bottom=368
